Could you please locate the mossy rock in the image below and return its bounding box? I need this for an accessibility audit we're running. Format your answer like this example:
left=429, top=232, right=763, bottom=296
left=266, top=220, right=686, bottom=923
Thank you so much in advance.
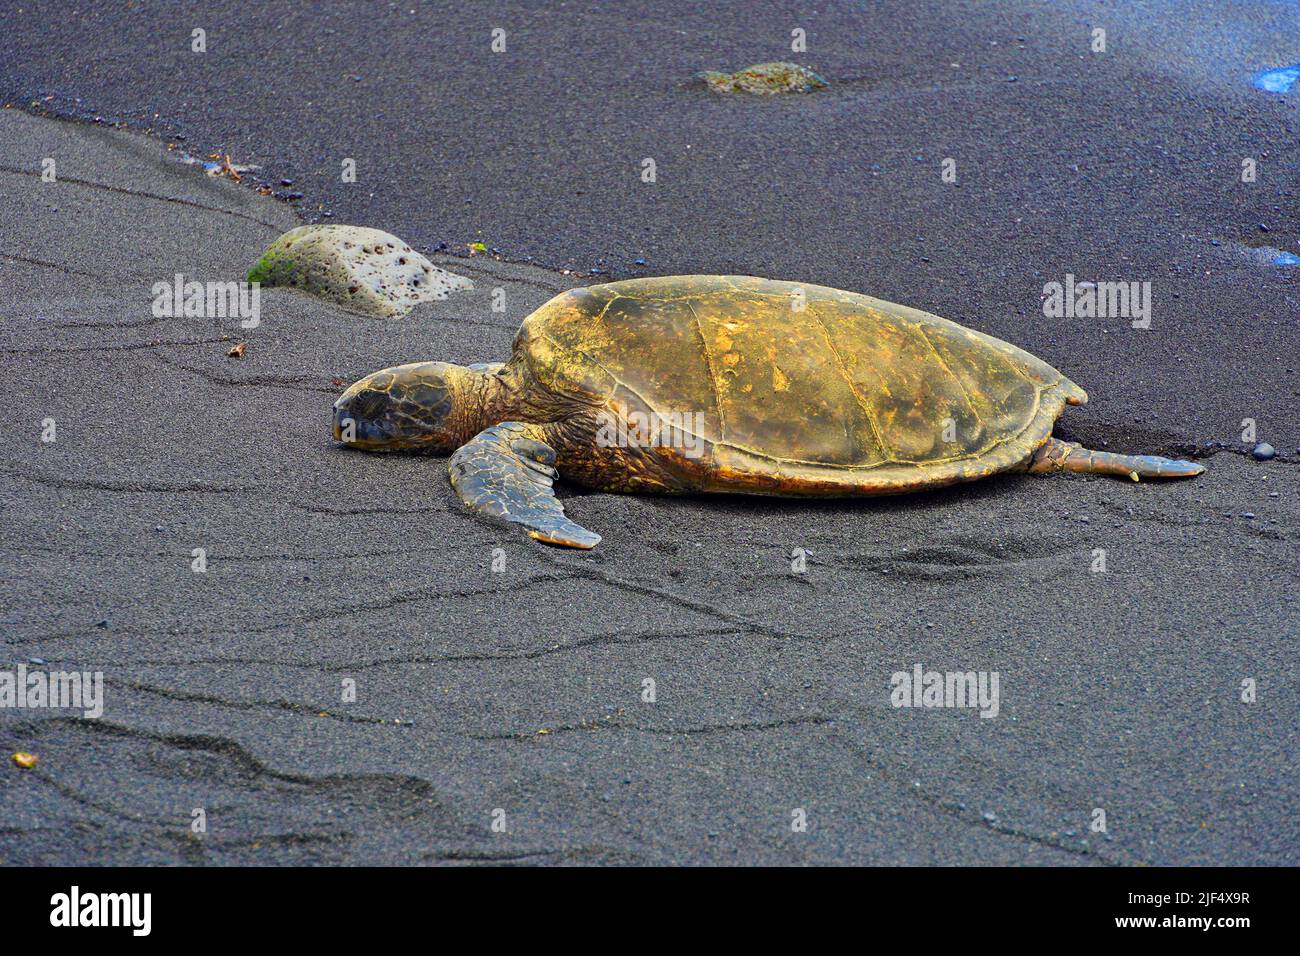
left=248, top=225, right=472, bottom=317
left=699, top=62, right=828, bottom=95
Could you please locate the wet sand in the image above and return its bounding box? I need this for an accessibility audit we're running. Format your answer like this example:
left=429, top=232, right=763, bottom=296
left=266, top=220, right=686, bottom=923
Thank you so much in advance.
left=0, top=1, right=1296, bottom=864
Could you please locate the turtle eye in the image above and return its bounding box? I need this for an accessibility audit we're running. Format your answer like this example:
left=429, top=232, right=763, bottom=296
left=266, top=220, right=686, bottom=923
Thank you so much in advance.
left=350, top=387, right=391, bottom=420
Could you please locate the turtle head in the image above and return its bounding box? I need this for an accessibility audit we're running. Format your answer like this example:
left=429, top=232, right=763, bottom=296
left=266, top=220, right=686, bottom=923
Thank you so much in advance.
left=332, top=361, right=466, bottom=452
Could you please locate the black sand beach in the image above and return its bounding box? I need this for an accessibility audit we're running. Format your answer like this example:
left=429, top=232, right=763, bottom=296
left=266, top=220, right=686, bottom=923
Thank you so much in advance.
left=0, top=1, right=1296, bottom=865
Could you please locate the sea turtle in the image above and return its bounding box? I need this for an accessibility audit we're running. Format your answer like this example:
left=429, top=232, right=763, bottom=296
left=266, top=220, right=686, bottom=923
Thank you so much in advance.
left=331, top=275, right=1204, bottom=548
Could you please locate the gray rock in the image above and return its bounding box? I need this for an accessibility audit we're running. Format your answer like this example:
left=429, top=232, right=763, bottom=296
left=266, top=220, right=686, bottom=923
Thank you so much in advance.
left=248, top=224, right=472, bottom=317
left=1251, top=442, right=1276, bottom=461
left=698, top=62, right=828, bottom=95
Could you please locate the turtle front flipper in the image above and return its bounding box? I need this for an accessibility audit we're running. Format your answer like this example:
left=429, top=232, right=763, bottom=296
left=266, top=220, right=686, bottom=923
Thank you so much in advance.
left=448, top=422, right=601, bottom=549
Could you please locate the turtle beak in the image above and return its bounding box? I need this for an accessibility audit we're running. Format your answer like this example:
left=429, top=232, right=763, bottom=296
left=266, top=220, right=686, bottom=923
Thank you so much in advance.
left=331, top=403, right=346, bottom=443
left=329, top=381, right=407, bottom=449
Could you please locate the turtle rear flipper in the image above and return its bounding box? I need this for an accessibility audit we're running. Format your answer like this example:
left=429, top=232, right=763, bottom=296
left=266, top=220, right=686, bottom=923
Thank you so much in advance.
left=1028, top=438, right=1205, bottom=481
left=448, top=422, right=601, bottom=549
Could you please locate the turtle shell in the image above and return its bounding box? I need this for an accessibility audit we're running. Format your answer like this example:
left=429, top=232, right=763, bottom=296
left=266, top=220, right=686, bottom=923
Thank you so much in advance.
left=515, top=275, right=1086, bottom=495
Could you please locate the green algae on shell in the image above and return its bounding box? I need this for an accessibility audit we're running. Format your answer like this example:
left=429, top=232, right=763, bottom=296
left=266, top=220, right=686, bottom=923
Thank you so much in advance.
left=698, top=62, right=828, bottom=95
left=248, top=224, right=472, bottom=317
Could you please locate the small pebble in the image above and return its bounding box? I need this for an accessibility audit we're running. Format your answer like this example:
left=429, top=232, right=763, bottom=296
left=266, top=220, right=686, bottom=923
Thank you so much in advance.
left=1242, top=512, right=1255, bottom=519
left=982, top=812, right=997, bottom=823
left=1251, top=442, right=1276, bottom=461
left=29, top=657, right=46, bottom=666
